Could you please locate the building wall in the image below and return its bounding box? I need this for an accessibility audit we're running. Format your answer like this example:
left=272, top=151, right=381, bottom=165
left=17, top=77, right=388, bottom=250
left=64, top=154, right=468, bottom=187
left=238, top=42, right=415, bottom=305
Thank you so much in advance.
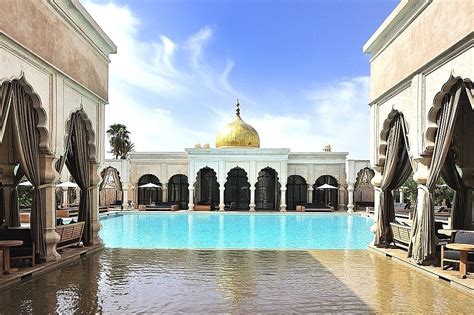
left=365, top=0, right=473, bottom=101
left=0, top=0, right=115, bottom=101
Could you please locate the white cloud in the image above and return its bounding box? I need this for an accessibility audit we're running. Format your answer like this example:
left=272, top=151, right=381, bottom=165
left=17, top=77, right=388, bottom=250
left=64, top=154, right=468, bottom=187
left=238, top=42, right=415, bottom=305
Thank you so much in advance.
left=84, top=1, right=370, bottom=160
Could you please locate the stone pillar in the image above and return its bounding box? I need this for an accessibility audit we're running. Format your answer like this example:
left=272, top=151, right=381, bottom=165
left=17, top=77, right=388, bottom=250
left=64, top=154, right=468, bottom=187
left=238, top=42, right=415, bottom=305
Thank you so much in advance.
left=399, top=188, right=404, bottom=203
left=188, top=184, right=195, bottom=211
left=218, top=186, right=225, bottom=211
left=249, top=183, right=256, bottom=212
left=39, top=153, right=61, bottom=261
left=347, top=184, right=355, bottom=213
left=89, top=163, right=102, bottom=246
left=122, top=185, right=129, bottom=209
left=370, top=168, right=383, bottom=245
left=162, top=183, right=168, bottom=202
left=280, top=185, right=287, bottom=212
left=62, top=188, right=68, bottom=208
left=307, top=186, right=313, bottom=203
left=338, top=185, right=346, bottom=211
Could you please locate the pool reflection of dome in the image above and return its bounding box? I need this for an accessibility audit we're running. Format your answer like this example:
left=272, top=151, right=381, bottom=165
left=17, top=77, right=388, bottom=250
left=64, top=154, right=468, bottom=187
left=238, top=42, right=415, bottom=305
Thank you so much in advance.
left=216, top=100, right=260, bottom=148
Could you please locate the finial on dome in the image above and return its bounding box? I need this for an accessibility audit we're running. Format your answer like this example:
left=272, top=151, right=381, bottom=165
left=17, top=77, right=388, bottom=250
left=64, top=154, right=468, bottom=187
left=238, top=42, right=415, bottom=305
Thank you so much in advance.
left=236, top=99, right=240, bottom=117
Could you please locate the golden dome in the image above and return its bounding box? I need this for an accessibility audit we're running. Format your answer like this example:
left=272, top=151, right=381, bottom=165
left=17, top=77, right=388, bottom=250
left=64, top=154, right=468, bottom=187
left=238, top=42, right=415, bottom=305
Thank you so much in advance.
left=216, top=101, right=260, bottom=148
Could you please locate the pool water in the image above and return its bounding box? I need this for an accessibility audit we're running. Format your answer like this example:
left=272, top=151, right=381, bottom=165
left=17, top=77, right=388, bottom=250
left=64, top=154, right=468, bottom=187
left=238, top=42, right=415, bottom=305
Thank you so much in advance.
left=99, top=213, right=373, bottom=249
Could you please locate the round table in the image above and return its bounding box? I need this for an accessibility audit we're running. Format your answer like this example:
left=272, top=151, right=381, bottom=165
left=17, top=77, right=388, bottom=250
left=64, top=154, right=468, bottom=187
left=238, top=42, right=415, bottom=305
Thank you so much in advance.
left=0, top=240, right=23, bottom=274
left=445, top=243, right=474, bottom=279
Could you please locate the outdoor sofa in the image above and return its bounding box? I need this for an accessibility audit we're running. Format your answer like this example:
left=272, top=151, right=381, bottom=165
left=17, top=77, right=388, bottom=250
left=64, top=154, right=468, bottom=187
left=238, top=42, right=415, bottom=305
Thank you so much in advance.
left=441, top=230, right=474, bottom=270
left=0, top=227, right=35, bottom=266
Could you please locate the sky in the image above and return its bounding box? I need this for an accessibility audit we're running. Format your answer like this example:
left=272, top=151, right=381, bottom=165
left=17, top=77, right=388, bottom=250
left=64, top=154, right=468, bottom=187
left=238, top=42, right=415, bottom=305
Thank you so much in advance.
left=83, top=0, right=399, bottom=159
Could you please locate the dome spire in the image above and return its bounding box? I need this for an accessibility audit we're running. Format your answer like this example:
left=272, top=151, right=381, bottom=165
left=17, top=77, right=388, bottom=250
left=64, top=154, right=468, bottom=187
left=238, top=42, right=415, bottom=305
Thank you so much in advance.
left=235, top=99, right=240, bottom=117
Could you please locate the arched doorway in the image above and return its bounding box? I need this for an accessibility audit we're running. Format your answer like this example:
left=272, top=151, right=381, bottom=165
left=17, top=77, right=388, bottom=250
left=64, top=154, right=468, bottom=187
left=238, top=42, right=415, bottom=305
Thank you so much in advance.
left=195, top=167, right=219, bottom=208
left=313, top=175, right=339, bottom=210
left=168, top=174, right=189, bottom=209
left=255, top=167, right=280, bottom=210
left=224, top=167, right=250, bottom=210
left=138, top=174, right=162, bottom=205
left=354, top=167, right=375, bottom=209
left=286, top=175, right=308, bottom=210
left=99, top=167, right=123, bottom=208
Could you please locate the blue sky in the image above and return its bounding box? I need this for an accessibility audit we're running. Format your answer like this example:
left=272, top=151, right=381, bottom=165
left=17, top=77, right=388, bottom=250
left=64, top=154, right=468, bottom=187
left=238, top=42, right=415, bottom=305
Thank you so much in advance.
left=83, top=0, right=398, bottom=158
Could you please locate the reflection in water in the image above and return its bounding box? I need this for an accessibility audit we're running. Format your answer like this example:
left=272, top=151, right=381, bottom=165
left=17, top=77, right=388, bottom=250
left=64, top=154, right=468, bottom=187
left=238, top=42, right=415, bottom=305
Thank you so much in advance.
left=1, top=249, right=473, bottom=313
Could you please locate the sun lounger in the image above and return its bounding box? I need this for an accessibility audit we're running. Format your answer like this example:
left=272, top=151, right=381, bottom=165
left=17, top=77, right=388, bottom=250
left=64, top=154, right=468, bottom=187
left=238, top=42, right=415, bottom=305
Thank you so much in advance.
left=55, top=221, right=85, bottom=250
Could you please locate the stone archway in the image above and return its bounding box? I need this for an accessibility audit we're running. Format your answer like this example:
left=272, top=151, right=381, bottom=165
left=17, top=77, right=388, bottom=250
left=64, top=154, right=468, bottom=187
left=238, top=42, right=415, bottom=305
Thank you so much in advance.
left=224, top=167, right=250, bottom=211
left=195, top=167, right=220, bottom=208
left=255, top=167, right=280, bottom=211
left=99, top=166, right=123, bottom=208
left=286, top=175, right=308, bottom=211
left=313, top=175, right=339, bottom=210
left=168, top=174, right=189, bottom=210
left=137, top=174, right=162, bottom=206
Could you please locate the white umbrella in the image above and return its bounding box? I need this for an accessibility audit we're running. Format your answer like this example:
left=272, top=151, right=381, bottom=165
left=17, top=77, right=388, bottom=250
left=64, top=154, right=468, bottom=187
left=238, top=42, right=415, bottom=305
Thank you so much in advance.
left=57, top=181, right=78, bottom=188
left=317, top=183, right=337, bottom=190
left=138, top=182, right=161, bottom=188
left=19, top=181, right=33, bottom=186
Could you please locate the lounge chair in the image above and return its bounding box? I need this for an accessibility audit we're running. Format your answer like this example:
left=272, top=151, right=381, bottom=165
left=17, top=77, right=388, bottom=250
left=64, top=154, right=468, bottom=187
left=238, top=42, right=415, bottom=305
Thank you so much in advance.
left=55, top=221, right=85, bottom=250
left=0, top=227, right=36, bottom=266
left=441, top=230, right=474, bottom=270
left=390, top=222, right=412, bottom=249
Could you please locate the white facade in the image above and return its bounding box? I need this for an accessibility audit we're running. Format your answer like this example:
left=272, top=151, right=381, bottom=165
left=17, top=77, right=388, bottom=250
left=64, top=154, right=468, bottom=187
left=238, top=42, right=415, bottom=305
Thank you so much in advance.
left=103, top=148, right=373, bottom=212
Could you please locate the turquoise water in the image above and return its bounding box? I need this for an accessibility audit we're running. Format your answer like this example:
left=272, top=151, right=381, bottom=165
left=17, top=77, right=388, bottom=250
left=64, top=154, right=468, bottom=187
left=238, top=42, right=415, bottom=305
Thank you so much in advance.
left=99, top=213, right=373, bottom=250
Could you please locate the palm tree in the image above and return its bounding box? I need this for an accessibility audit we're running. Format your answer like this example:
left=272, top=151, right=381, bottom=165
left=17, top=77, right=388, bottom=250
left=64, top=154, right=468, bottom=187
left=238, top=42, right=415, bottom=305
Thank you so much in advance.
left=106, top=123, right=135, bottom=159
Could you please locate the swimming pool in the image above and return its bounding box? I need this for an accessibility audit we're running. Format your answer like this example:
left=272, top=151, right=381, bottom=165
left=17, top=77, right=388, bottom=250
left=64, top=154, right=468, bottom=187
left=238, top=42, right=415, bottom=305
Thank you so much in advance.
left=99, top=212, right=373, bottom=250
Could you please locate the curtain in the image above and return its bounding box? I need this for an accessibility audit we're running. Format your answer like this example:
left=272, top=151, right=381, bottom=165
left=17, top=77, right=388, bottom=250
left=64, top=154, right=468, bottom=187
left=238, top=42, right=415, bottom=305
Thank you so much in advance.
left=441, top=151, right=469, bottom=230
left=10, top=82, right=46, bottom=258
left=9, top=166, right=24, bottom=227
left=0, top=82, right=13, bottom=142
left=408, top=81, right=463, bottom=264
left=374, top=113, right=412, bottom=246
left=66, top=112, right=92, bottom=244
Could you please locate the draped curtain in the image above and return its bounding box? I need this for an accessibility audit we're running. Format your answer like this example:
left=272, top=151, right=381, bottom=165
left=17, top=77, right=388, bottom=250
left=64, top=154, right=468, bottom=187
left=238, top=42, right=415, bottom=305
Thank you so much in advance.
left=0, top=82, right=13, bottom=140
left=408, top=81, right=463, bottom=264
left=375, top=113, right=412, bottom=247
left=65, top=112, right=92, bottom=244
left=9, top=166, right=24, bottom=227
left=441, top=150, right=469, bottom=229
left=10, top=82, right=47, bottom=258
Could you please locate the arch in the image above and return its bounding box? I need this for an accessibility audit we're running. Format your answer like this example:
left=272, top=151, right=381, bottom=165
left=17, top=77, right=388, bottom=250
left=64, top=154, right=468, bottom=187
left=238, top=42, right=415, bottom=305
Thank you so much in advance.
left=424, top=75, right=473, bottom=156
left=99, top=166, right=123, bottom=207
left=195, top=167, right=219, bottom=208
left=0, top=74, right=51, bottom=153
left=286, top=175, right=307, bottom=211
left=255, top=167, right=280, bottom=210
left=354, top=167, right=375, bottom=190
left=168, top=174, right=189, bottom=209
left=224, top=167, right=250, bottom=211
left=313, top=175, right=339, bottom=210
left=378, top=109, right=406, bottom=166
left=64, top=109, right=97, bottom=163
left=138, top=174, right=162, bottom=205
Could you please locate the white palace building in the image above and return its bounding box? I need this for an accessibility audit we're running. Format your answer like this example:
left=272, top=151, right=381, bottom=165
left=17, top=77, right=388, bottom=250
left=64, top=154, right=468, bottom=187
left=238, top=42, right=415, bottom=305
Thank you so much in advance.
left=101, top=103, right=374, bottom=212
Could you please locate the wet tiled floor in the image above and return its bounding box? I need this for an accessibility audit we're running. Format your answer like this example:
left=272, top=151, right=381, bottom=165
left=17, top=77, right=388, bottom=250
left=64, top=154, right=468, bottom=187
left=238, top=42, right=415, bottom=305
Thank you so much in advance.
left=0, top=249, right=473, bottom=313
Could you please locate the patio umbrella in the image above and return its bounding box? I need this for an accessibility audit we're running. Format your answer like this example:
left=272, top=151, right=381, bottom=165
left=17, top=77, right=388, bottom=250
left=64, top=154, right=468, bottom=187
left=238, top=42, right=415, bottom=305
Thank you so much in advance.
left=317, top=183, right=337, bottom=190
left=57, top=181, right=78, bottom=188
left=139, top=182, right=162, bottom=205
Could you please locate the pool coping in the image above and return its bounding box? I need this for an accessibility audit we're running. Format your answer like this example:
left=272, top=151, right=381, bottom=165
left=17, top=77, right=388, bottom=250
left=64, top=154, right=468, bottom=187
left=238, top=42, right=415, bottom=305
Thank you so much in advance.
left=369, top=245, right=474, bottom=295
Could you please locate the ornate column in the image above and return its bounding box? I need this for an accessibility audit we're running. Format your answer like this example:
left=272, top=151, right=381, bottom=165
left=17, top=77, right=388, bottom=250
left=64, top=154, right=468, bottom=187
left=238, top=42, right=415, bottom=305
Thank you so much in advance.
left=307, top=186, right=313, bottom=203
left=398, top=187, right=405, bottom=203
left=89, top=163, right=102, bottom=246
left=249, top=182, right=256, bottom=212
left=280, top=185, right=287, bottom=212
left=370, top=168, right=383, bottom=245
left=39, top=153, right=61, bottom=261
left=218, top=185, right=225, bottom=211
left=122, top=183, right=129, bottom=209
left=347, top=184, right=355, bottom=213
left=338, top=185, right=346, bottom=211
left=188, top=183, right=195, bottom=211
left=162, top=183, right=168, bottom=202
left=62, top=188, right=68, bottom=208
